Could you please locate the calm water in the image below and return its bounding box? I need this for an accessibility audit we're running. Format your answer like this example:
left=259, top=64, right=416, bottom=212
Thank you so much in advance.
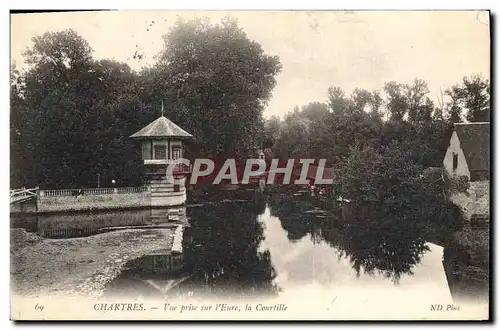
left=11, top=193, right=488, bottom=304
left=107, top=195, right=453, bottom=303
left=11, top=207, right=188, bottom=238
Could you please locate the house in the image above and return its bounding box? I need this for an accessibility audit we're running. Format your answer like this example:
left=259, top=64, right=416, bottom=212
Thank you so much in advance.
left=443, top=122, right=490, bottom=225
left=442, top=122, right=490, bottom=182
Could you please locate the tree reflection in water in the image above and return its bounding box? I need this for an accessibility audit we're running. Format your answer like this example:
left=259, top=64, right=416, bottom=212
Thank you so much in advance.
left=182, top=199, right=279, bottom=299
left=267, top=195, right=430, bottom=284
left=268, top=197, right=315, bottom=242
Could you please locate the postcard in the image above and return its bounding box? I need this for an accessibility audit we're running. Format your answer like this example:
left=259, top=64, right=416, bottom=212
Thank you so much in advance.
left=9, top=10, right=490, bottom=321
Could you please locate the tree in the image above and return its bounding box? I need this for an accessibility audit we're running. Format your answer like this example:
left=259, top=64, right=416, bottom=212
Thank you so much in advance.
left=12, top=30, right=148, bottom=188
left=23, top=29, right=93, bottom=69
left=270, top=75, right=469, bottom=186
left=273, top=109, right=311, bottom=159
left=300, top=101, right=330, bottom=121
left=406, top=78, right=430, bottom=123
left=156, top=17, right=282, bottom=156
left=10, top=63, right=30, bottom=187
left=327, top=86, right=349, bottom=116
left=444, top=87, right=463, bottom=123
left=351, top=88, right=373, bottom=113
left=15, top=30, right=96, bottom=188
left=262, top=115, right=281, bottom=149
left=413, top=97, right=434, bottom=125
left=335, top=145, right=384, bottom=209
left=384, top=81, right=408, bottom=122
left=369, top=91, right=383, bottom=115
left=452, top=75, right=490, bottom=122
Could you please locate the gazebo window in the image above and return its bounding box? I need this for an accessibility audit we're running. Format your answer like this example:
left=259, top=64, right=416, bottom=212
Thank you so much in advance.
left=172, top=147, right=181, bottom=160
left=154, top=144, right=167, bottom=160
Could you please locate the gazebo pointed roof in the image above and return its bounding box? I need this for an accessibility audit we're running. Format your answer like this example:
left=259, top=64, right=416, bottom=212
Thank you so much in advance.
left=130, top=116, right=193, bottom=139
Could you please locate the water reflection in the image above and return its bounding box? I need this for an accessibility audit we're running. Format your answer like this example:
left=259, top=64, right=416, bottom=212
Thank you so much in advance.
left=442, top=231, right=489, bottom=304
left=268, top=197, right=320, bottom=242
left=260, top=195, right=453, bottom=306
left=265, top=194, right=488, bottom=304
left=10, top=207, right=188, bottom=239
left=268, top=194, right=430, bottom=284
left=105, top=195, right=451, bottom=302
left=10, top=193, right=487, bottom=304
left=104, top=199, right=279, bottom=300
left=178, top=199, right=279, bottom=299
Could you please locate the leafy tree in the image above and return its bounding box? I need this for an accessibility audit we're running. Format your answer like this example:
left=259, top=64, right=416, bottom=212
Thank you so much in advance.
left=384, top=81, right=408, bottom=122
left=156, top=17, right=282, bottom=156
left=327, top=86, right=350, bottom=116
left=335, top=145, right=384, bottom=209
left=10, top=64, right=30, bottom=187
left=11, top=29, right=149, bottom=188
left=451, top=75, right=490, bottom=122
left=10, top=19, right=282, bottom=188
left=351, top=88, right=374, bottom=113
left=406, top=78, right=430, bottom=123
left=15, top=30, right=96, bottom=188
left=273, top=108, right=311, bottom=159
left=262, top=115, right=281, bottom=149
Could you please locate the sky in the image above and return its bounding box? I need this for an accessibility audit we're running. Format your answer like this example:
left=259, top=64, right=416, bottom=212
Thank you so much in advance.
left=10, top=10, right=490, bottom=118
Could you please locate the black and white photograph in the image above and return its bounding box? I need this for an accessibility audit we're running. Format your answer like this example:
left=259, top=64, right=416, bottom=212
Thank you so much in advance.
left=9, top=9, right=491, bottom=320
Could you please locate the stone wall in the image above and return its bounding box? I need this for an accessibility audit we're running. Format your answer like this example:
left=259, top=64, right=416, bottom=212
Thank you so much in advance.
left=37, top=209, right=153, bottom=238
left=151, top=192, right=186, bottom=207
left=37, top=191, right=151, bottom=213
left=447, top=180, right=489, bottom=223
left=10, top=199, right=38, bottom=214
left=12, top=185, right=187, bottom=214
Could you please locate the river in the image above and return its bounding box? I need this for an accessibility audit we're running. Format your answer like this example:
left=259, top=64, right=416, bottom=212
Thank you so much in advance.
left=11, top=192, right=488, bottom=307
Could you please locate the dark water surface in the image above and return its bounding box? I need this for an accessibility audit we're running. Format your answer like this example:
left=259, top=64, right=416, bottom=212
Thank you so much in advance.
left=11, top=193, right=488, bottom=305
left=105, top=195, right=454, bottom=303
left=11, top=207, right=188, bottom=238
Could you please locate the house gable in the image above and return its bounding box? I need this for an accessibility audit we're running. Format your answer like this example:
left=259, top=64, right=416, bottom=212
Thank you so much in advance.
left=443, top=131, right=471, bottom=179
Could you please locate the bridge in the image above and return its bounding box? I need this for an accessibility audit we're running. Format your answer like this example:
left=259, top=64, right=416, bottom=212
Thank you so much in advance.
left=10, top=188, right=38, bottom=204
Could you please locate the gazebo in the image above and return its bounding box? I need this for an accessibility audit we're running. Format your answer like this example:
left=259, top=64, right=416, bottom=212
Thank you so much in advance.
left=130, top=110, right=193, bottom=207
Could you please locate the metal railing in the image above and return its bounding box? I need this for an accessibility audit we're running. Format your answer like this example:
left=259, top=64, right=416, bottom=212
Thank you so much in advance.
left=40, top=186, right=149, bottom=197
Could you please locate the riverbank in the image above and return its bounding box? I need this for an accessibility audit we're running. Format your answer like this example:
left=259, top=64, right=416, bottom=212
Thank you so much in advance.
left=443, top=225, right=489, bottom=304
left=10, top=227, right=174, bottom=298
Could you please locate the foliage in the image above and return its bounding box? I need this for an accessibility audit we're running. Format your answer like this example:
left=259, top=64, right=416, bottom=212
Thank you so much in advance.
left=268, top=74, right=487, bottom=169
left=156, top=17, right=282, bottom=156
left=446, top=74, right=490, bottom=123
left=11, top=18, right=281, bottom=188
left=266, top=74, right=481, bottom=270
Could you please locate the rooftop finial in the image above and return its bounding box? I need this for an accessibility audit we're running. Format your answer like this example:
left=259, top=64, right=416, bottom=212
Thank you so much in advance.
left=161, top=99, right=164, bottom=117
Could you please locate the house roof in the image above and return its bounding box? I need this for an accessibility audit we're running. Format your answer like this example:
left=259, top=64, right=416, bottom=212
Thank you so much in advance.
left=454, top=122, right=490, bottom=171
left=130, top=116, right=193, bottom=139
